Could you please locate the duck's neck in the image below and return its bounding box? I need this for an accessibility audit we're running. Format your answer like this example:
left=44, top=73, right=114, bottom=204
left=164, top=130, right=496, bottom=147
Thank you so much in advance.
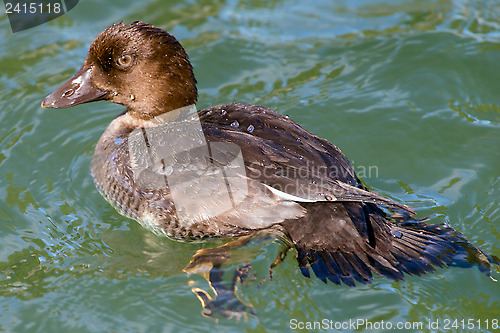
left=125, top=103, right=198, bottom=124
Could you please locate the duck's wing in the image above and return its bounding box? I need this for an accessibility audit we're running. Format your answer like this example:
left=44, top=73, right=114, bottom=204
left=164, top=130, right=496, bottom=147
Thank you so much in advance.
left=198, top=103, right=413, bottom=214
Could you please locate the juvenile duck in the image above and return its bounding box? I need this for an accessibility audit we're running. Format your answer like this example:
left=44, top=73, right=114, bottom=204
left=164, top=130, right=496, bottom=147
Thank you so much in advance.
left=42, top=21, right=495, bottom=290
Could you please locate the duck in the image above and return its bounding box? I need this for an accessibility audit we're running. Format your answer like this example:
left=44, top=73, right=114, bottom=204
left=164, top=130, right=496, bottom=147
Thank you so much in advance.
left=42, top=21, right=495, bottom=288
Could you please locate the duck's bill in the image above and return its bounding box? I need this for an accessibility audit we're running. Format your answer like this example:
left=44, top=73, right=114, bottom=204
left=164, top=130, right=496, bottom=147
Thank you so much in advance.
left=41, top=66, right=108, bottom=109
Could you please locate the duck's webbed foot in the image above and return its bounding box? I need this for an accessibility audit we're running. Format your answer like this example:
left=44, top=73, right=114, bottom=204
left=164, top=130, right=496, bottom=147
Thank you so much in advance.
left=191, top=264, right=256, bottom=320
left=184, top=235, right=257, bottom=320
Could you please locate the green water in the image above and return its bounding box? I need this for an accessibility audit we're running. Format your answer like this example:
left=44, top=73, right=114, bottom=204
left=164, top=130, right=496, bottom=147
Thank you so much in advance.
left=1, top=0, right=499, bottom=332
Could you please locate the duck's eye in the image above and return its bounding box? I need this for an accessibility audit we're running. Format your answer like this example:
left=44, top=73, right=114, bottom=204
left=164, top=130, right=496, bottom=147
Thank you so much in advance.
left=117, top=54, right=133, bottom=67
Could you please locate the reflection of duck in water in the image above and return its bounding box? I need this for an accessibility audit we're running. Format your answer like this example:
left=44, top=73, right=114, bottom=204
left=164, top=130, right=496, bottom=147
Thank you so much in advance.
left=42, top=21, right=496, bottom=318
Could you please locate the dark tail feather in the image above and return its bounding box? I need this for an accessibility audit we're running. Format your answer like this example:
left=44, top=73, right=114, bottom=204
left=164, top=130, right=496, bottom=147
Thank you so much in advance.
left=389, top=221, right=494, bottom=275
left=281, top=202, right=496, bottom=286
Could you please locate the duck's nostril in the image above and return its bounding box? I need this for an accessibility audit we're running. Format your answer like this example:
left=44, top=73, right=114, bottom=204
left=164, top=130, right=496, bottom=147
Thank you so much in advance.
left=63, top=89, right=75, bottom=97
